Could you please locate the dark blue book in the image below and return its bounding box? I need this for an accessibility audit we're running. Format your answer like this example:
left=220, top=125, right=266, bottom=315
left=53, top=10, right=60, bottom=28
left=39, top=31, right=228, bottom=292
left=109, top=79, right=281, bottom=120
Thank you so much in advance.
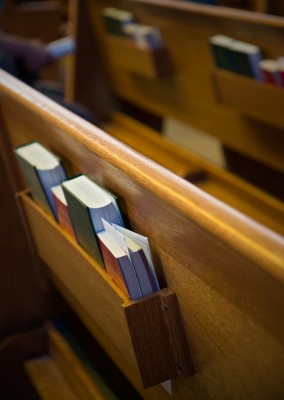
left=106, top=221, right=160, bottom=295
left=230, top=41, right=263, bottom=80
left=15, top=142, right=67, bottom=218
left=98, top=229, right=143, bottom=299
left=209, top=34, right=235, bottom=71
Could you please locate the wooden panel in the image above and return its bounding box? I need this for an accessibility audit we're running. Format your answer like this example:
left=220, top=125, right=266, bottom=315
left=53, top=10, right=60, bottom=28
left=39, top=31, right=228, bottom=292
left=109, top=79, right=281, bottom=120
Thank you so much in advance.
left=105, top=35, right=173, bottom=79
left=268, top=1, right=284, bottom=16
left=72, top=0, right=284, bottom=173
left=25, top=357, right=77, bottom=400
left=46, top=323, right=115, bottom=400
left=19, top=192, right=136, bottom=371
left=19, top=192, right=192, bottom=388
left=102, top=112, right=284, bottom=236
left=0, top=1, right=62, bottom=41
left=0, top=329, right=48, bottom=399
left=212, top=69, right=284, bottom=129
left=0, top=125, right=53, bottom=339
left=1, top=71, right=284, bottom=399
left=124, top=289, right=193, bottom=387
left=49, top=278, right=168, bottom=400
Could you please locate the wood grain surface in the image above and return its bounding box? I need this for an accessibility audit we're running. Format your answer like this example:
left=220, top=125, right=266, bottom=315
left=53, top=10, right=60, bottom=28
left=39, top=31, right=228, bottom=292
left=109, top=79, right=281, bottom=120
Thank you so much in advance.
left=69, top=0, right=284, bottom=173
left=0, top=70, right=284, bottom=399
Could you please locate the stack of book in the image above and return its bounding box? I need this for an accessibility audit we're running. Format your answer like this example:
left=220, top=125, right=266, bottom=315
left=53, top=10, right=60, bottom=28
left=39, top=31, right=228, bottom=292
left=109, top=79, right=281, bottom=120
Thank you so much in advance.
left=209, top=34, right=263, bottom=81
left=98, top=220, right=160, bottom=299
left=15, top=142, right=160, bottom=300
left=102, top=7, right=163, bottom=50
left=102, top=7, right=135, bottom=36
left=123, top=23, right=163, bottom=50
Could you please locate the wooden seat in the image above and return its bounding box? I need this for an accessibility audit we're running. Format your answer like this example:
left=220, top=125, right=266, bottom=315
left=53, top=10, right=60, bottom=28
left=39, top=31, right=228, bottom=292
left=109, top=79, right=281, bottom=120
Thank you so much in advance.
left=103, top=112, right=284, bottom=236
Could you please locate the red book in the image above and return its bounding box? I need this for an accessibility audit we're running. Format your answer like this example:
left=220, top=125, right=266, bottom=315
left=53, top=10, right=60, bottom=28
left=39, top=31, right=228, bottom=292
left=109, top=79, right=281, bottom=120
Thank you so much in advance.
left=278, top=58, right=284, bottom=87
left=98, top=235, right=129, bottom=296
left=259, top=59, right=282, bottom=86
left=97, top=231, right=142, bottom=300
left=51, top=185, right=77, bottom=240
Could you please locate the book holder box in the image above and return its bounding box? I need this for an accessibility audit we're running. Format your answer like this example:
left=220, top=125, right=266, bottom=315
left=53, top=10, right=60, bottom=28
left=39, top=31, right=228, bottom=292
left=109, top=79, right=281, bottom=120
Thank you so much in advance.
left=104, top=34, right=174, bottom=79
left=19, top=191, right=194, bottom=388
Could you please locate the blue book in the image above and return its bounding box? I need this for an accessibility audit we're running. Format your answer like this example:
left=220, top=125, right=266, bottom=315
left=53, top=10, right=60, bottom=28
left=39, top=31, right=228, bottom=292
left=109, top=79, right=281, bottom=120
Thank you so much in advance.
left=15, top=142, right=67, bottom=218
left=230, top=41, right=263, bottom=80
left=107, top=222, right=160, bottom=294
left=209, top=34, right=235, bottom=71
left=98, top=229, right=143, bottom=299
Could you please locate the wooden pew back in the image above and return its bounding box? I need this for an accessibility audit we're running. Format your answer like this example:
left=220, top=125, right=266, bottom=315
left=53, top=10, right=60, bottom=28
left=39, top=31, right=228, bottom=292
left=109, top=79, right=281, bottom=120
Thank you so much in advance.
left=0, top=70, right=284, bottom=400
left=68, top=0, right=284, bottom=176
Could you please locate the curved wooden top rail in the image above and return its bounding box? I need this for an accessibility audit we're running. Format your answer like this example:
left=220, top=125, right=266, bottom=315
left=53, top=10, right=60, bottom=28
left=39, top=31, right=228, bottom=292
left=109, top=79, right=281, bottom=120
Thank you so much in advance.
left=127, top=0, right=284, bottom=27
left=0, top=70, right=283, bottom=282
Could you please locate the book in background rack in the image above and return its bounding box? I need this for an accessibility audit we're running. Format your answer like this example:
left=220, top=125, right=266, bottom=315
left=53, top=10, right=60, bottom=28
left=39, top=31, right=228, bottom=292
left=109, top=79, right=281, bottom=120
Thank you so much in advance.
left=102, top=7, right=163, bottom=50
left=259, top=59, right=284, bottom=86
left=209, top=34, right=263, bottom=81
left=98, top=220, right=160, bottom=299
left=62, top=175, right=124, bottom=268
left=15, top=142, right=67, bottom=218
left=46, top=37, right=76, bottom=60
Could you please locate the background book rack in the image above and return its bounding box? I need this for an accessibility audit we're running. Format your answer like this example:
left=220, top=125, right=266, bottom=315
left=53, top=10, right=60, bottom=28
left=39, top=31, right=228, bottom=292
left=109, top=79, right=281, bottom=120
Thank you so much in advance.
left=211, top=69, right=284, bottom=129
left=18, top=191, right=194, bottom=388
left=104, top=35, right=173, bottom=79
left=69, top=0, right=284, bottom=185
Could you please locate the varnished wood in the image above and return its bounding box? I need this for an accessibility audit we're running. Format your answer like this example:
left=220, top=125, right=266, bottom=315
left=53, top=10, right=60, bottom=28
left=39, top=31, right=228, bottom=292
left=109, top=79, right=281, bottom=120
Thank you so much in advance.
left=64, top=0, right=113, bottom=121
left=124, top=289, right=193, bottom=387
left=0, top=329, right=48, bottom=399
left=0, top=1, right=62, bottom=41
left=102, top=114, right=201, bottom=178
left=25, top=356, right=78, bottom=400
left=0, top=71, right=284, bottom=399
left=71, top=0, right=284, bottom=174
left=49, top=277, right=168, bottom=400
left=19, top=192, right=192, bottom=388
left=125, top=0, right=283, bottom=26
left=103, top=111, right=284, bottom=236
left=212, top=69, right=284, bottom=129
left=0, top=0, right=63, bottom=82
left=105, top=35, right=173, bottom=79
left=46, top=323, right=111, bottom=400
left=0, top=118, right=54, bottom=340
left=268, top=1, right=284, bottom=16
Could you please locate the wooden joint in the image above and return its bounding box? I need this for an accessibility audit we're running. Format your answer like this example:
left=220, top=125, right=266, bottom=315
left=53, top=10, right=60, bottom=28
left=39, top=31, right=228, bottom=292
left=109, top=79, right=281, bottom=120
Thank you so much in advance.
left=123, top=288, right=194, bottom=388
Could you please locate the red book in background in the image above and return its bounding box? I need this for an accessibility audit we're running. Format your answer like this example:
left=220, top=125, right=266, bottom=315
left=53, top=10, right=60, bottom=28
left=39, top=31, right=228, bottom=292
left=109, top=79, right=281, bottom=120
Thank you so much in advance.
left=259, top=59, right=282, bottom=86
left=277, top=57, right=284, bottom=87
left=51, top=185, right=77, bottom=240
left=97, top=230, right=143, bottom=300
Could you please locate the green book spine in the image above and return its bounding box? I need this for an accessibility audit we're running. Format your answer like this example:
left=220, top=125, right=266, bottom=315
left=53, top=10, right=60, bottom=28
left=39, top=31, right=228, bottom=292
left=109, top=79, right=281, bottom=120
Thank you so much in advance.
left=210, top=43, right=234, bottom=71
left=62, top=186, right=104, bottom=268
left=231, top=50, right=254, bottom=77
